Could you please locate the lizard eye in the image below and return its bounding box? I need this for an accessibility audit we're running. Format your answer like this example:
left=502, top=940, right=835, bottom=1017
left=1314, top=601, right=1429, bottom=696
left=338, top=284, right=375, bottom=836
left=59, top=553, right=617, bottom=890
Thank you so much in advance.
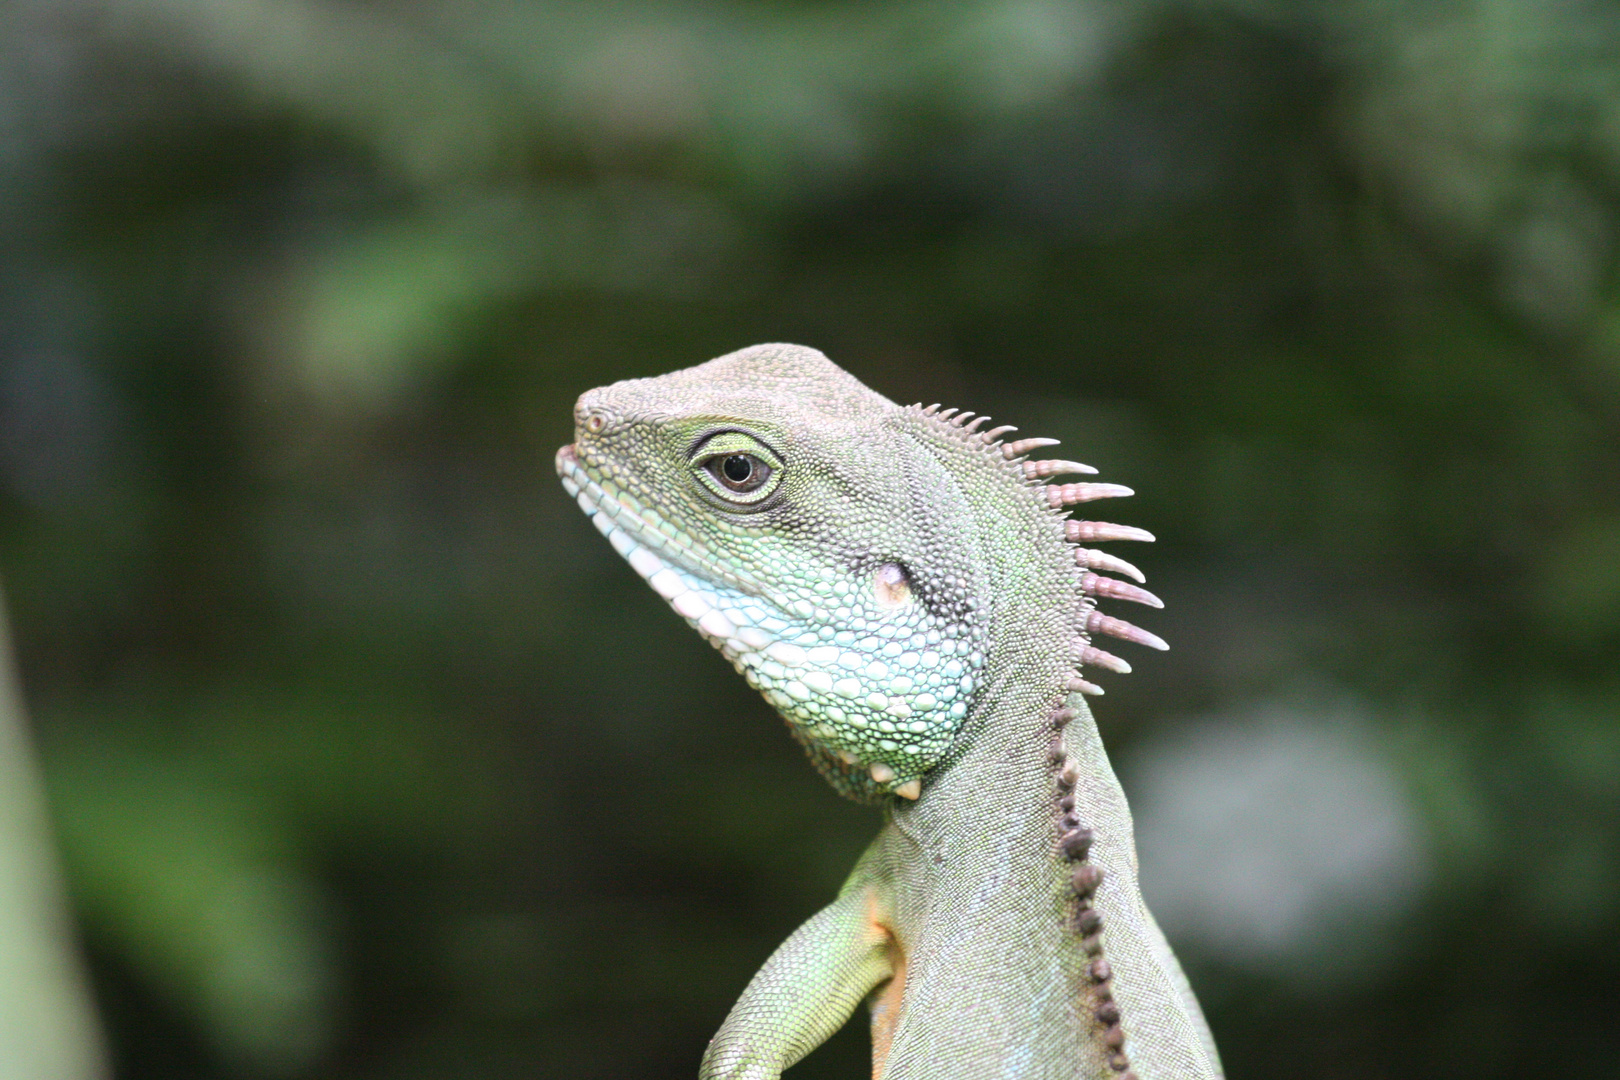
left=691, top=431, right=783, bottom=507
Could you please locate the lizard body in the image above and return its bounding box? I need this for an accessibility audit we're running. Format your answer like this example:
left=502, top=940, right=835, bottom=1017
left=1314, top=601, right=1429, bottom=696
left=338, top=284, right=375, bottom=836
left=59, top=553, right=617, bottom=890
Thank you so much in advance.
left=557, top=344, right=1221, bottom=1080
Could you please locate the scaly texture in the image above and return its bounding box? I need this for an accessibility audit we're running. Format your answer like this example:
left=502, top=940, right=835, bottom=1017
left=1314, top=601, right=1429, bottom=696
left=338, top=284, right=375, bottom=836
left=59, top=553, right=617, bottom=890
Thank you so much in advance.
left=558, top=344, right=1221, bottom=1080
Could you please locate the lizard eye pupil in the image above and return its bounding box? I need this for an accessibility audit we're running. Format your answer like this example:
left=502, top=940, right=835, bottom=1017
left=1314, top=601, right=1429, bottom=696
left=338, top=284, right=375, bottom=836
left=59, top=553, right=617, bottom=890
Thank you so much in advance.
left=697, top=442, right=776, bottom=501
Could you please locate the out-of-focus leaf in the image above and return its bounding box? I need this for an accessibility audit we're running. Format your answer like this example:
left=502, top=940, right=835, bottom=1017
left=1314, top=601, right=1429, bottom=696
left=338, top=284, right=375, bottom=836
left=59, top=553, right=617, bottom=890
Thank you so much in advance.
left=261, top=187, right=740, bottom=409
left=1535, top=513, right=1620, bottom=637
left=100, top=0, right=532, bottom=184
left=47, top=744, right=335, bottom=1075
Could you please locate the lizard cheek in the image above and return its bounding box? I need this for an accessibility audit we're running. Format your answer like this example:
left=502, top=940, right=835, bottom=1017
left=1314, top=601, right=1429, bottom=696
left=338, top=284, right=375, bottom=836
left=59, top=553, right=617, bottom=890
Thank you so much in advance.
left=873, top=563, right=913, bottom=610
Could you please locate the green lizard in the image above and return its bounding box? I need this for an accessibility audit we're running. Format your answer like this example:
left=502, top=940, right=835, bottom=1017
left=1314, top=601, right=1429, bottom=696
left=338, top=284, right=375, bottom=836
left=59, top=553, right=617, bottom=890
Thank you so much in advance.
left=557, top=344, right=1222, bottom=1080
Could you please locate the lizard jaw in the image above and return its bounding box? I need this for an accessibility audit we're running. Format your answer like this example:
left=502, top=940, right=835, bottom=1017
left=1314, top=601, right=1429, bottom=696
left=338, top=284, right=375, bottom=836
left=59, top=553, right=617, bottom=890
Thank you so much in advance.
left=557, top=442, right=978, bottom=800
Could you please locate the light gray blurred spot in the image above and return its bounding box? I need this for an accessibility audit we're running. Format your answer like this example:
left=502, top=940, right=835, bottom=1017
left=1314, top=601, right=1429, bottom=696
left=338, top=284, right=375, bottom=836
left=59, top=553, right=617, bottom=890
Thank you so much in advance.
left=0, top=591, right=108, bottom=1080
left=1127, top=699, right=1429, bottom=983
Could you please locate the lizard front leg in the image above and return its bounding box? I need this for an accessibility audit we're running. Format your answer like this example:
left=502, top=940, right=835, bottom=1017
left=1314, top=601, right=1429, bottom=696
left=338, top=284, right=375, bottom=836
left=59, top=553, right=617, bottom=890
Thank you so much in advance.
left=700, top=850, right=896, bottom=1080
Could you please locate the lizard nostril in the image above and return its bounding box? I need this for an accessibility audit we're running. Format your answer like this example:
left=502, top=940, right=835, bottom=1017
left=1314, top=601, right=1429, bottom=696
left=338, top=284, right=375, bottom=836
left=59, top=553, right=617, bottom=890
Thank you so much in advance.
left=573, top=395, right=612, bottom=435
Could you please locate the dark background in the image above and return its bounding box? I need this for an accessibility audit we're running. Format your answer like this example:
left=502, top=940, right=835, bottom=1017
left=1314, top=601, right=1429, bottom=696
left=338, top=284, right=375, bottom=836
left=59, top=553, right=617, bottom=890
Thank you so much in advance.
left=3, top=0, right=1619, bottom=1077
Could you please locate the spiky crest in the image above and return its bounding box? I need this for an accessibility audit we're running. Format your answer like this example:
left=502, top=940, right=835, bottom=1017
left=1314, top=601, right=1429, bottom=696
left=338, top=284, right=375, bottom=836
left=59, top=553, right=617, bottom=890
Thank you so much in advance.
left=1002, top=436, right=1062, bottom=458
left=902, top=402, right=1164, bottom=692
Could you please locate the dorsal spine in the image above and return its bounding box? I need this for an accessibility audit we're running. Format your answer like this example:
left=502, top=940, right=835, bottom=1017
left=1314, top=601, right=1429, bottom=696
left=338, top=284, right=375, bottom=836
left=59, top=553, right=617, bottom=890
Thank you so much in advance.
left=1051, top=703, right=1137, bottom=1080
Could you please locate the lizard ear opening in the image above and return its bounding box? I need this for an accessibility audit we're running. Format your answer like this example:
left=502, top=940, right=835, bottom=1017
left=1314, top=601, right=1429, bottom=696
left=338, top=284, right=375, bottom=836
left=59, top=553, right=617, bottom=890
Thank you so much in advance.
left=873, top=562, right=913, bottom=609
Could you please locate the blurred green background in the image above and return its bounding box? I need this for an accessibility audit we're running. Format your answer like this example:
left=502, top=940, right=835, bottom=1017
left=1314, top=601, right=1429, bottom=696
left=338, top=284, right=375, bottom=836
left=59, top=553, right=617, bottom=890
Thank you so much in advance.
left=2, top=0, right=1619, bottom=1076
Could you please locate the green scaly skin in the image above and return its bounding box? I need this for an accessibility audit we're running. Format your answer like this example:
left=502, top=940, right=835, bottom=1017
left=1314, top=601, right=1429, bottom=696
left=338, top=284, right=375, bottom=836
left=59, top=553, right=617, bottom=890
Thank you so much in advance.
left=558, top=344, right=1222, bottom=1080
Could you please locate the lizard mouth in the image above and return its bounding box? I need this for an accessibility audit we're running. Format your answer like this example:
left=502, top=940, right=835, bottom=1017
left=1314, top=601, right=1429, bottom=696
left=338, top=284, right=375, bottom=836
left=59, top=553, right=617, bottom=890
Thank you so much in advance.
left=555, top=442, right=768, bottom=630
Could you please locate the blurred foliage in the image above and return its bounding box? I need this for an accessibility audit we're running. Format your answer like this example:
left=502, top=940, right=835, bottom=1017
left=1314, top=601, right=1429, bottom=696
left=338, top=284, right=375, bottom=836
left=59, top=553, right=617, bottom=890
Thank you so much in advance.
left=2, top=0, right=1619, bottom=1076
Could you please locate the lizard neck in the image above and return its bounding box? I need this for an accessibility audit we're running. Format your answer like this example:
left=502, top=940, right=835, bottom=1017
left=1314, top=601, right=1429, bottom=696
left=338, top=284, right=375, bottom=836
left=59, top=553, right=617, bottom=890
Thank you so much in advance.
left=900, top=551, right=1074, bottom=829
left=886, top=459, right=1080, bottom=853
left=885, top=408, right=1150, bottom=1077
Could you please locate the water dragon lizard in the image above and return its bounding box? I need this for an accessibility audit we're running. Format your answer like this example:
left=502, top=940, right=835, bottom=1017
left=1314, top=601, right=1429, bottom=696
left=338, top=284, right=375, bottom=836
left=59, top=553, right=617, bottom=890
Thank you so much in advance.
left=556, top=343, right=1222, bottom=1079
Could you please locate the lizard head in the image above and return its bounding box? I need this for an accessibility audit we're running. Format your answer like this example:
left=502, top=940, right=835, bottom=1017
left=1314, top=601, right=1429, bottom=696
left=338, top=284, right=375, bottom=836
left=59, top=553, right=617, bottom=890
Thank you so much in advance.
left=558, top=343, right=1163, bottom=802
left=557, top=343, right=991, bottom=801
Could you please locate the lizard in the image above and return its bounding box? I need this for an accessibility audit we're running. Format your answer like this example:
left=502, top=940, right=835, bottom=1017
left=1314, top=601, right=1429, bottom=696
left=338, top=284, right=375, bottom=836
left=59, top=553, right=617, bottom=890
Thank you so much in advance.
left=556, top=343, right=1222, bottom=1080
